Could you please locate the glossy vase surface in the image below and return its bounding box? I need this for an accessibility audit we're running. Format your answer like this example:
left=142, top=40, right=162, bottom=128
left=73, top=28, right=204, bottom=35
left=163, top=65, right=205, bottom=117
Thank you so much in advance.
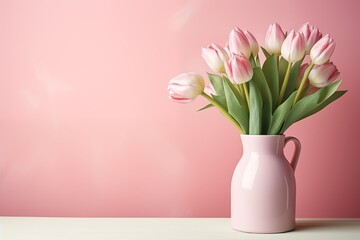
left=231, top=135, right=301, bottom=233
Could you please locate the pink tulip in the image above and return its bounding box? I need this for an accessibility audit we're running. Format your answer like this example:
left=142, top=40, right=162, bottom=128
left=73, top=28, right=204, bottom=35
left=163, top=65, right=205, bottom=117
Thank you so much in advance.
left=299, top=22, right=322, bottom=54
left=244, top=30, right=259, bottom=56
left=310, top=34, right=336, bottom=65
left=204, top=85, right=217, bottom=96
left=168, top=73, right=205, bottom=103
left=296, top=63, right=309, bottom=89
left=224, top=42, right=233, bottom=58
left=265, top=23, right=285, bottom=55
left=225, top=54, right=253, bottom=84
left=281, top=30, right=305, bottom=63
left=201, top=43, right=229, bottom=73
left=308, top=62, right=340, bottom=88
left=228, top=27, right=251, bottom=58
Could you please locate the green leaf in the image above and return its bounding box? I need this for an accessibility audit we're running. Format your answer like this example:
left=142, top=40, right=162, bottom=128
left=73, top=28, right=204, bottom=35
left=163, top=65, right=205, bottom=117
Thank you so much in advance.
left=298, top=90, right=347, bottom=121
left=255, top=55, right=261, bottom=67
left=197, top=103, right=214, bottom=112
left=261, top=47, right=270, bottom=58
left=207, top=73, right=227, bottom=110
left=281, top=80, right=342, bottom=133
left=283, top=58, right=303, bottom=100
left=252, top=67, right=273, bottom=133
left=249, top=55, right=257, bottom=68
left=252, top=68, right=272, bottom=108
left=268, top=91, right=297, bottom=135
left=262, top=55, right=279, bottom=111
left=207, top=73, right=223, bottom=93
left=249, top=80, right=263, bottom=135
left=222, top=76, right=248, bottom=111
left=223, top=80, right=249, bottom=133
left=261, top=103, right=272, bottom=134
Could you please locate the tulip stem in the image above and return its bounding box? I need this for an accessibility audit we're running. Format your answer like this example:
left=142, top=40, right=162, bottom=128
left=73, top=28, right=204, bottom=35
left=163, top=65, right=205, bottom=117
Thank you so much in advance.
left=276, top=56, right=279, bottom=74
left=236, top=84, right=243, bottom=96
left=242, top=83, right=250, bottom=109
left=304, top=84, right=313, bottom=96
left=277, top=61, right=292, bottom=106
left=294, top=62, right=315, bottom=104
left=201, top=93, right=244, bottom=134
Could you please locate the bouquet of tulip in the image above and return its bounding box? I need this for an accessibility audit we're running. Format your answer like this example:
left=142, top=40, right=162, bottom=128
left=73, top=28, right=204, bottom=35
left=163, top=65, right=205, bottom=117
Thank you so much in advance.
left=168, top=23, right=346, bottom=135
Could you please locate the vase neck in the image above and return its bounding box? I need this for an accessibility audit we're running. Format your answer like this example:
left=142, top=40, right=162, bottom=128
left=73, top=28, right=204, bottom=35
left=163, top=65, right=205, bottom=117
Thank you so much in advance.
left=241, top=135, right=285, bottom=155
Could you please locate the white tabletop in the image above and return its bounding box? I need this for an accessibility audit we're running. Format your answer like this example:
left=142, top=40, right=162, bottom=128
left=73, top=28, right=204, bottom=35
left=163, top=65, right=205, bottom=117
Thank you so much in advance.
left=0, top=217, right=359, bottom=240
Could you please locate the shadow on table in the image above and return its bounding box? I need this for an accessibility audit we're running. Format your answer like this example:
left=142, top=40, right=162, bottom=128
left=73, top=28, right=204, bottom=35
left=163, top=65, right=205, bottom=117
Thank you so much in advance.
left=295, top=219, right=360, bottom=232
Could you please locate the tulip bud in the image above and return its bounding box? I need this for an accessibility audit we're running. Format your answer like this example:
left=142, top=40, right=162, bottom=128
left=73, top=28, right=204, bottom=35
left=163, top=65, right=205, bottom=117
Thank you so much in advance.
left=265, top=23, right=285, bottom=55
left=296, top=63, right=309, bottom=89
left=204, top=85, right=217, bottom=96
left=281, top=30, right=306, bottom=63
left=201, top=43, right=229, bottom=73
left=168, top=73, right=205, bottom=103
left=310, top=34, right=336, bottom=65
left=308, top=62, right=340, bottom=88
left=244, top=30, right=259, bottom=56
left=299, top=22, right=322, bottom=54
left=229, top=27, right=251, bottom=58
left=225, top=54, right=253, bottom=84
left=224, top=42, right=233, bottom=58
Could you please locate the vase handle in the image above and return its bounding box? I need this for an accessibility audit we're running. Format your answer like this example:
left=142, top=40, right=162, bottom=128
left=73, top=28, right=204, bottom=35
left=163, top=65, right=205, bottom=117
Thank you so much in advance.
left=284, top=136, right=301, bottom=171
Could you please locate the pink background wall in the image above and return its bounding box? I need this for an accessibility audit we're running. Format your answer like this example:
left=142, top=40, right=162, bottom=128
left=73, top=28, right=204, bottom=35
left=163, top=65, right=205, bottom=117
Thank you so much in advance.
left=0, top=0, right=359, bottom=217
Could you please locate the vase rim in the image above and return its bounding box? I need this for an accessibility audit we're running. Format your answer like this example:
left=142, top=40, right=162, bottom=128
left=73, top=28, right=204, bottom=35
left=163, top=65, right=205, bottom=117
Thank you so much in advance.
left=241, top=134, right=285, bottom=137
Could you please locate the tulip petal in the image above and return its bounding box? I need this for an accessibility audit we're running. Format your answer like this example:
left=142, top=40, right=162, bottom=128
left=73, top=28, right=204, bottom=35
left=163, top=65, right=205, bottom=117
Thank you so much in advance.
left=316, top=42, right=336, bottom=65
left=169, top=95, right=192, bottom=103
left=201, top=47, right=224, bottom=72
left=229, top=27, right=251, bottom=58
left=310, top=35, right=335, bottom=65
left=265, top=23, right=285, bottom=55
left=244, top=30, right=259, bottom=56
left=309, top=62, right=339, bottom=87
left=168, top=73, right=205, bottom=102
left=281, top=30, right=305, bottom=62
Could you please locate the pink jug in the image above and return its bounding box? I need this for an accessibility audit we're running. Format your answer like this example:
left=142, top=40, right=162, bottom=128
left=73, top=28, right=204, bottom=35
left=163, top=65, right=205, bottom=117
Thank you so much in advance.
left=231, top=135, right=301, bottom=233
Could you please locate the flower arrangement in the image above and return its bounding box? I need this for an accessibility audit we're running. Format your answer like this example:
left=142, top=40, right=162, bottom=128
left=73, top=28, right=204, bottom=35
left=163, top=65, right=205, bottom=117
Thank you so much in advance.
left=168, top=22, right=347, bottom=135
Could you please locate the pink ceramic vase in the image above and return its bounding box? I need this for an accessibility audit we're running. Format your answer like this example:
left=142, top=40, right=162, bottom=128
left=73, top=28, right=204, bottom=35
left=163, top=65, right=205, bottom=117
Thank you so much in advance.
left=231, top=135, right=301, bottom=233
